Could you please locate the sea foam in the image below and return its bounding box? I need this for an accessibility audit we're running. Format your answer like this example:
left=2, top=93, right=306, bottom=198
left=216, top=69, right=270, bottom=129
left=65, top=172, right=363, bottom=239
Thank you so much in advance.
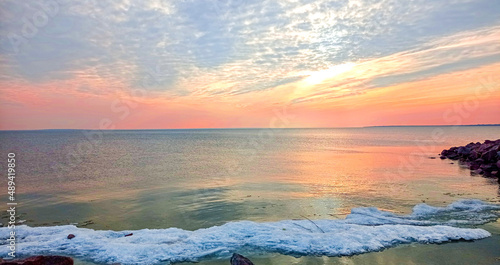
left=1, top=199, right=498, bottom=265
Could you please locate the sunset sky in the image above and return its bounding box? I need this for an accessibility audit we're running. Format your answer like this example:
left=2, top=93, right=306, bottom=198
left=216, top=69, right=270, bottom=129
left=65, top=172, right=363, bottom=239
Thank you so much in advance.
left=0, top=0, right=499, bottom=130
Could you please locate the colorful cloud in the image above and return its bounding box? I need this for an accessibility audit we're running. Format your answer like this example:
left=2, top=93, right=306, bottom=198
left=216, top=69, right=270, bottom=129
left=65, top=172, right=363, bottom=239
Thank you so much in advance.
left=0, top=0, right=499, bottom=129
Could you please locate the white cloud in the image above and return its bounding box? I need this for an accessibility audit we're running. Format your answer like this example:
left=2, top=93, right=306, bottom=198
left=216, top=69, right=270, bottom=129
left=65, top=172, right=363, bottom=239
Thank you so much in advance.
left=0, top=0, right=499, bottom=102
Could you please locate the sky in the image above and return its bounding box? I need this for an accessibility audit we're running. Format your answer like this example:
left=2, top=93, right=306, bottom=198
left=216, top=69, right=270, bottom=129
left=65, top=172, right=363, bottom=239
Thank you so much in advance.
left=0, top=0, right=499, bottom=130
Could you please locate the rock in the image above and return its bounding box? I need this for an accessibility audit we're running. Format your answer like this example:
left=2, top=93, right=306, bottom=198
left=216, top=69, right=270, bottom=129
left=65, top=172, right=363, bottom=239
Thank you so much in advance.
left=429, top=157, right=436, bottom=159
left=469, top=150, right=479, bottom=160
left=482, top=149, right=498, bottom=162
left=0, top=256, right=73, bottom=265
left=469, top=163, right=481, bottom=170
left=484, top=170, right=497, bottom=178
left=478, top=143, right=494, bottom=153
left=480, top=164, right=494, bottom=172
left=67, top=234, right=75, bottom=239
left=230, top=253, right=254, bottom=265
left=125, top=233, right=133, bottom=237
left=457, top=146, right=471, bottom=155
left=443, top=139, right=499, bottom=180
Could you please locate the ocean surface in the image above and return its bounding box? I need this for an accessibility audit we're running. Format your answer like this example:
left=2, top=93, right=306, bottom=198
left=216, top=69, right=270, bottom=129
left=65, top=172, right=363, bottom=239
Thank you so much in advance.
left=0, top=126, right=499, bottom=264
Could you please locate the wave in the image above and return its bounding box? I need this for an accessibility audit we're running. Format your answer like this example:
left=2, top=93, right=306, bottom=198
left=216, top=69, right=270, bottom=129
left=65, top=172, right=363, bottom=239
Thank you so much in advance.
left=1, top=199, right=499, bottom=265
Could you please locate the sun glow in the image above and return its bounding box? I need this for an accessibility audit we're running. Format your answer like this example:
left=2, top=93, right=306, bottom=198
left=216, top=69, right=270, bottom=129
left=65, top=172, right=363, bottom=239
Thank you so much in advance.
left=303, top=62, right=356, bottom=85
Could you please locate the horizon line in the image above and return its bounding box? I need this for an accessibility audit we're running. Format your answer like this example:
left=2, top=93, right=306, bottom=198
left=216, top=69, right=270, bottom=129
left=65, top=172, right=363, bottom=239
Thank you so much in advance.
left=1, top=124, right=499, bottom=132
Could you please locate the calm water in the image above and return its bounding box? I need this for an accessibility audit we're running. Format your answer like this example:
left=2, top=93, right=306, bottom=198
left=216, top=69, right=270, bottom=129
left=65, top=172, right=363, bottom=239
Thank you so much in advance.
left=1, top=126, right=499, bottom=264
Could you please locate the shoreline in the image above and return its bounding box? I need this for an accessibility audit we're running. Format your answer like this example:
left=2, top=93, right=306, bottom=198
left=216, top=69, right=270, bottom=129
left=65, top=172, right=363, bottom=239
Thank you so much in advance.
left=1, top=199, right=499, bottom=265
left=4, top=219, right=500, bottom=265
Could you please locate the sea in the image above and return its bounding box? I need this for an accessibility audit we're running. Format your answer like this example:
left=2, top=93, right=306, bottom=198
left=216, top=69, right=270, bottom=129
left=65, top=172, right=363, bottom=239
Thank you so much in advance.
left=0, top=126, right=499, bottom=265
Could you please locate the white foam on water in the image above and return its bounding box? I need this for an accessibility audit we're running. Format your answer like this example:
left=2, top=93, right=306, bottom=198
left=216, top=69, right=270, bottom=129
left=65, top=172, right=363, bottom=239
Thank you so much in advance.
left=1, top=199, right=498, bottom=265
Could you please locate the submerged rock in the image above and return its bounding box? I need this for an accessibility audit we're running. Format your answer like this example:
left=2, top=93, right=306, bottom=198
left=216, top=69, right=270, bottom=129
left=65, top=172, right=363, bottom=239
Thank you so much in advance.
left=441, top=139, right=500, bottom=181
left=0, top=256, right=73, bottom=265
left=230, top=253, right=254, bottom=265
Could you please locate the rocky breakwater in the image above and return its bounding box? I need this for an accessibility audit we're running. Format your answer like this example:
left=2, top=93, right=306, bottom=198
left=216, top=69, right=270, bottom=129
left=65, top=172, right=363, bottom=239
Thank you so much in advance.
left=440, top=139, right=500, bottom=182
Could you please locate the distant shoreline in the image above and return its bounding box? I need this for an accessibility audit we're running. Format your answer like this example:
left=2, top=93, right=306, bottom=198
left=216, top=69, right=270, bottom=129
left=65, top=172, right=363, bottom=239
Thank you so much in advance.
left=364, top=124, right=500, bottom=128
